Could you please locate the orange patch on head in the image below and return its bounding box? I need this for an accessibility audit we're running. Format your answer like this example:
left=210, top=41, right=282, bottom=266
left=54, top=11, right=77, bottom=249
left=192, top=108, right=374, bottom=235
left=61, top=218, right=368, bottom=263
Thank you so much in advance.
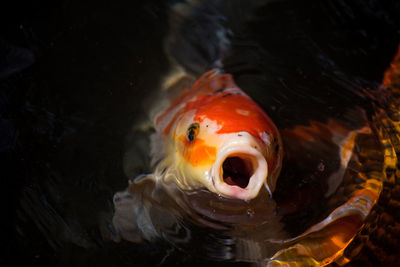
left=178, top=136, right=216, bottom=166
left=185, top=92, right=277, bottom=139
left=156, top=71, right=279, bottom=140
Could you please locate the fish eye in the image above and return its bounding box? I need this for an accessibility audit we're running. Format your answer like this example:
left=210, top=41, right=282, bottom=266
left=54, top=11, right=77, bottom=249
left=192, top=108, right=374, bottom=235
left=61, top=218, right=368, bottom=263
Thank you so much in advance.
left=187, top=123, right=200, bottom=142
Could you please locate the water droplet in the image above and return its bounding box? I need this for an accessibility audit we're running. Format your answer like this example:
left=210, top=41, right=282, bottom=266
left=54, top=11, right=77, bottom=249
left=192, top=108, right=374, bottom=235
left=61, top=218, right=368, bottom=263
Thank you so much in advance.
left=318, top=162, right=325, bottom=172
left=246, top=208, right=255, bottom=217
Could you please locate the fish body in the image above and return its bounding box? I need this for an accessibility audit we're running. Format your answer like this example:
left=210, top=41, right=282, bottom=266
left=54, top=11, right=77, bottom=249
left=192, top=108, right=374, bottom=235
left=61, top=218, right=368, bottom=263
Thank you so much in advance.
left=268, top=46, right=400, bottom=266
left=152, top=69, right=282, bottom=200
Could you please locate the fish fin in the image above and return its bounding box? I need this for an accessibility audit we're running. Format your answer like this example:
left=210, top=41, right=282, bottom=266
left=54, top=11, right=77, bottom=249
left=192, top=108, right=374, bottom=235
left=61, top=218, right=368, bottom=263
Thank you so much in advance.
left=113, top=186, right=158, bottom=243
left=113, top=176, right=184, bottom=243
left=324, top=125, right=371, bottom=197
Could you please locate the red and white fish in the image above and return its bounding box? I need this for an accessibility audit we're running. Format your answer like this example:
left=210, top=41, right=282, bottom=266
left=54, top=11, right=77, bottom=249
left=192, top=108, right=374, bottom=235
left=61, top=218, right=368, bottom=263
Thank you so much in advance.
left=151, top=69, right=282, bottom=200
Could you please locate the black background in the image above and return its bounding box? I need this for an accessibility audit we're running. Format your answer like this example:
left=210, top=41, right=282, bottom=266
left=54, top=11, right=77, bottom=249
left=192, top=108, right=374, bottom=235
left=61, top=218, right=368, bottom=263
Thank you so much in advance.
left=1, top=0, right=400, bottom=266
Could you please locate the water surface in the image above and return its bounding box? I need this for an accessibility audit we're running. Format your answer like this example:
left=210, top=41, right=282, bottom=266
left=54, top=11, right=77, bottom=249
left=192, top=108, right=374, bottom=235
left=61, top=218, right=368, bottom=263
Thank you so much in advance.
left=3, top=0, right=400, bottom=266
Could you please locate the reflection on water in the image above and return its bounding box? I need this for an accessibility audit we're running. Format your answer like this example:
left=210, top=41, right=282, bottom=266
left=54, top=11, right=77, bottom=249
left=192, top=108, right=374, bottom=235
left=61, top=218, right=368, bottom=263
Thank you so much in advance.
left=5, top=0, right=400, bottom=266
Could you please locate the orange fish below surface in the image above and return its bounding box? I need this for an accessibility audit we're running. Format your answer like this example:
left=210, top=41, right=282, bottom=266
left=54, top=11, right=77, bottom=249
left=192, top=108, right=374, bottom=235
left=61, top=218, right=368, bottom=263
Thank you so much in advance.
left=152, top=69, right=282, bottom=200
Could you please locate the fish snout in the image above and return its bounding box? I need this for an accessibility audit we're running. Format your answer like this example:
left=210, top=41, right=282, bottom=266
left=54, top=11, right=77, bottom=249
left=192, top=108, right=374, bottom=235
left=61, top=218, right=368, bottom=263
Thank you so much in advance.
left=211, top=145, right=268, bottom=200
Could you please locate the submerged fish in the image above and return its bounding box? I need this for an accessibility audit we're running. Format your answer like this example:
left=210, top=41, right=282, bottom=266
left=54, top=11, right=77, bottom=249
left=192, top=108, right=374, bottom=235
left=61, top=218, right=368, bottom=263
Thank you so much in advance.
left=152, top=69, right=282, bottom=200
left=113, top=1, right=400, bottom=265
left=267, top=45, right=400, bottom=266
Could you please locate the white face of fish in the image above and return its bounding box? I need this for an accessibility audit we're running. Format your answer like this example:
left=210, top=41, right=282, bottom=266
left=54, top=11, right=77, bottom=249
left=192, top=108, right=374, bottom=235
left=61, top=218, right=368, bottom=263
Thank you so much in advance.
left=167, top=116, right=271, bottom=201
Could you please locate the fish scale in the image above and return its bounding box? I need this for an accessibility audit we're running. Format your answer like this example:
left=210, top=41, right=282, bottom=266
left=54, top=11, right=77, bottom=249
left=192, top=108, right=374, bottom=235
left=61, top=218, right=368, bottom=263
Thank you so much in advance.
left=267, top=46, right=400, bottom=267
left=342, top=46, right=400, bottom=266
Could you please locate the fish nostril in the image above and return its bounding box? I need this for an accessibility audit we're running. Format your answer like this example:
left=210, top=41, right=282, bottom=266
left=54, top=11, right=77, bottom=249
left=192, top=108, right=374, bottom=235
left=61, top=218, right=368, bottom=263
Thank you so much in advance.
left=222, top=156, right=254, bottom=188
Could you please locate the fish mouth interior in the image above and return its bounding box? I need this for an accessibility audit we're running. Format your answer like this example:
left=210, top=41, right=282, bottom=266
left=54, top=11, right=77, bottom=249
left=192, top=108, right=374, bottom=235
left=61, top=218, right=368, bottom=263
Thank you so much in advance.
left=222, top=156, right=255, bottom=188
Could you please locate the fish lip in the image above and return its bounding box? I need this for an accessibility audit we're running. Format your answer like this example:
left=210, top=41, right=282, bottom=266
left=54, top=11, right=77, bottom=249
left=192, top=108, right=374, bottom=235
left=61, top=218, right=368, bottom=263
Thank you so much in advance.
left=210, top=146, right=268, bottom=200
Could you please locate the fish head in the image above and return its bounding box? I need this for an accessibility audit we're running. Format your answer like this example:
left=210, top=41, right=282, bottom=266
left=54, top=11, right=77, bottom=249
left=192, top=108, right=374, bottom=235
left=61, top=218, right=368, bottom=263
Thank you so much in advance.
left=166, top=72, right=282, bottom=201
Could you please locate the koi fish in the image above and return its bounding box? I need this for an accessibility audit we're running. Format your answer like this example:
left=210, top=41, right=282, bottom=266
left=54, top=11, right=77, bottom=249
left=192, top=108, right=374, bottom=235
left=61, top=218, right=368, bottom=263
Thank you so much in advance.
left=151, top=69, right=282, bottom=201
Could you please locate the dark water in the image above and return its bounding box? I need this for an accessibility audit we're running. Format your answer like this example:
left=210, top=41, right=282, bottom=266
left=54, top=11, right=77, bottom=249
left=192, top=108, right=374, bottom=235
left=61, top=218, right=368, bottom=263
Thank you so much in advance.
left=2, top=0, right=400, bottom=266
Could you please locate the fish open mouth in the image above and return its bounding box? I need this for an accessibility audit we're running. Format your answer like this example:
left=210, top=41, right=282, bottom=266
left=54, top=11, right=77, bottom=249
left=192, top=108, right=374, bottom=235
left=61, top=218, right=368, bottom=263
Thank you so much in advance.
left=211, top=144, right=269, bottom=200
left=222, top=156, right=254, bottom=188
